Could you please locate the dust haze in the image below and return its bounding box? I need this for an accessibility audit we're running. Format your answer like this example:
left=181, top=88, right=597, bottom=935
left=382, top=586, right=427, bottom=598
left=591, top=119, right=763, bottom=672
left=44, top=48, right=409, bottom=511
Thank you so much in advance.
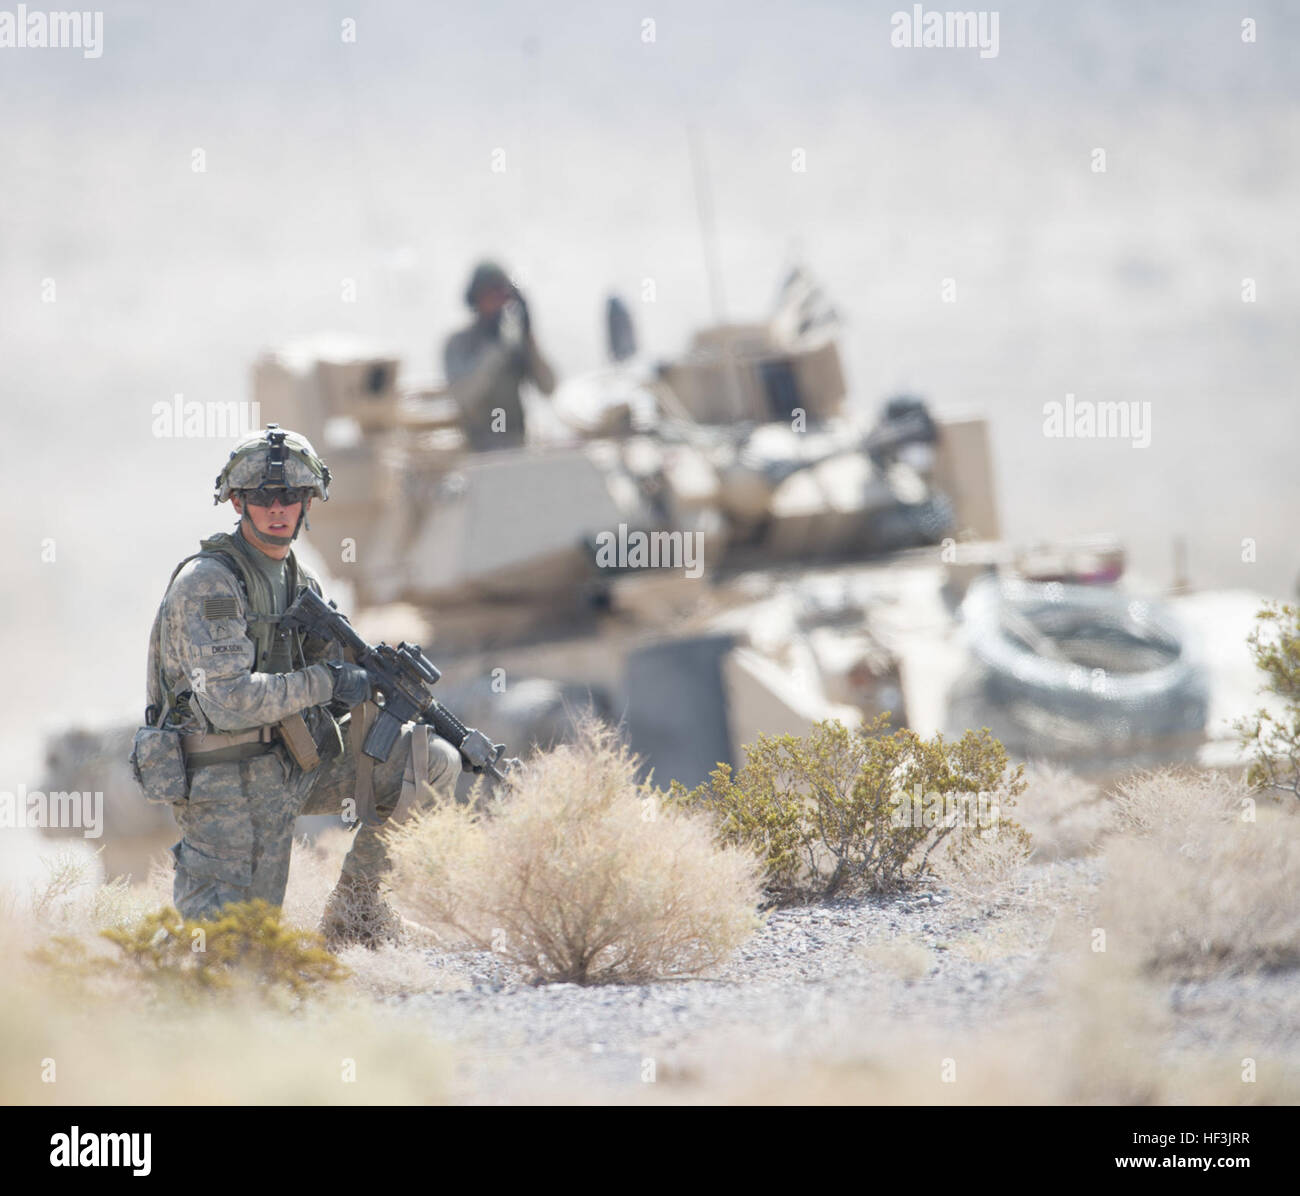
left=1, top=1, right=1296, bottom=780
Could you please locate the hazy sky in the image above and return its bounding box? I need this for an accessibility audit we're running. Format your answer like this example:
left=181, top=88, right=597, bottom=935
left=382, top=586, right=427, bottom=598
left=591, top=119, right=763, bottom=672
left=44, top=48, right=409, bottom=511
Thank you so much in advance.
left=1, top=0, right=1296, bottom=775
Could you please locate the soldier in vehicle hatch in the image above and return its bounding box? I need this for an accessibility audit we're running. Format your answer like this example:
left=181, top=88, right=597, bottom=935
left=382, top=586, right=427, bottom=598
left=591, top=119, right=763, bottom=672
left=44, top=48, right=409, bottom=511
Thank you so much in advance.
left=443, top=260, right=557, bottom=450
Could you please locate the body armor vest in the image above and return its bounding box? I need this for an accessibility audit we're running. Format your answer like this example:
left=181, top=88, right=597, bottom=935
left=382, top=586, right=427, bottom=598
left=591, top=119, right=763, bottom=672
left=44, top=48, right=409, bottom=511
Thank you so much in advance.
left=195, top=531, right=310, bottom=675
left=146, top=533, right=323, bottom=728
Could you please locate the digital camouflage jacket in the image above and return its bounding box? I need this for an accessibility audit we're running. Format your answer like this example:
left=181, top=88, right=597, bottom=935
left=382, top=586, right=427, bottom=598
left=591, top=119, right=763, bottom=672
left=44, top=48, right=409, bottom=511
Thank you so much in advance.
left=146, top=531, right=340, bottom=735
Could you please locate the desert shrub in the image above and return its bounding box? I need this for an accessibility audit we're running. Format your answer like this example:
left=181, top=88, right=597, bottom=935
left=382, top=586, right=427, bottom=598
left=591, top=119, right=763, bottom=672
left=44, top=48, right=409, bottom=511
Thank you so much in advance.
left=927, top=821, right=1035, bottom=906
left=667, top=715, right=1029, bottom=904
left=27, top=849, right=101, bottom=921
left=385, top=720, right=762, bottom=985
left=1109, top=767, right=1249, bottom=839
left=337, top=943, right=468, bottom=999
left=1099, top=770, right=1300, bottom=977
left=1235, top=601, right=1300, bottom=800
left=1102, top=826, right=1300, bottom=977
left=0, top=847, right=157, bottom=935
left=34, top=899, right=348, bottom=1001
left=1015, top=763, right=1110, bottom=860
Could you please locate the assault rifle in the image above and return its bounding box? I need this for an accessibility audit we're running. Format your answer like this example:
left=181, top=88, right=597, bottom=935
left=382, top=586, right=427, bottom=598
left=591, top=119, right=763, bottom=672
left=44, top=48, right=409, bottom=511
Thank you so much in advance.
left=283, top=586, right=517, bottom=782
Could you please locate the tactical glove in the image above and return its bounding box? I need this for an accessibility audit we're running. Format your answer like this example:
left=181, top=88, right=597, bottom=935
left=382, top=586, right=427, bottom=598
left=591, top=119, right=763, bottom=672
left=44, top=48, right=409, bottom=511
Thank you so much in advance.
left=327, top=661, right=371, bottom=708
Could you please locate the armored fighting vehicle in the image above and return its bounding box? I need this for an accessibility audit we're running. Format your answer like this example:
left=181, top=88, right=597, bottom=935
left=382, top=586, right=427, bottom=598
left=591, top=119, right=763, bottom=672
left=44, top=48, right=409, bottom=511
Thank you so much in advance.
left=247, top=270, right=1208, bottom=790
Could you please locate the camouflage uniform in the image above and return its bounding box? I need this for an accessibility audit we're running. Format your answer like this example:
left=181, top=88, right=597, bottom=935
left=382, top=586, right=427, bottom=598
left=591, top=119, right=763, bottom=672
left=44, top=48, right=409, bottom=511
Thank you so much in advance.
left=151, top=426, right=460, bottom=931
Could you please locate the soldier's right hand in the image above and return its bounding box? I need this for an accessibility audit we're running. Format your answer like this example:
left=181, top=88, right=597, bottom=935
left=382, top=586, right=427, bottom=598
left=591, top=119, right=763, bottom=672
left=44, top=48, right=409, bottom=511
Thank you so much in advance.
left=510, top=288, right=531, bottom=337
left=327, top=661, right=371, bottom=708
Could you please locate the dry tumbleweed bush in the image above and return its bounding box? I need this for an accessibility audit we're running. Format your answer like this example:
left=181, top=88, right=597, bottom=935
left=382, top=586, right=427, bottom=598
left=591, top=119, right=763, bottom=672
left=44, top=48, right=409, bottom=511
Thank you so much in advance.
left=1096, top=769, right=1300, bottom=977
left=1101, top=813, right=1300, bottom=977
left=1014, top=763, right=1110, bottom=860
left=1109, top=768, right=1251, bottom=841
left=385, top=721, right=763, bottom=984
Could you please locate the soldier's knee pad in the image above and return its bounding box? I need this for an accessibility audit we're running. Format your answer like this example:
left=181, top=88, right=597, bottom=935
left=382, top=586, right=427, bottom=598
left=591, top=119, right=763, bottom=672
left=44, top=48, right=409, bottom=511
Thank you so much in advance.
left=398, top=727, right=461, bottom=811
left=426, top=734, right=461, bottom=784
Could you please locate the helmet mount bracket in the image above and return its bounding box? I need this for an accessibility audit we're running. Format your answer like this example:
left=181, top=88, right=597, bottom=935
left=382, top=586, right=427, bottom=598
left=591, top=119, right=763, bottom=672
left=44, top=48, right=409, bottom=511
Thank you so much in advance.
left=265, top=425, right=288, bottom=486
left=212, top=423, right=331, bottom=507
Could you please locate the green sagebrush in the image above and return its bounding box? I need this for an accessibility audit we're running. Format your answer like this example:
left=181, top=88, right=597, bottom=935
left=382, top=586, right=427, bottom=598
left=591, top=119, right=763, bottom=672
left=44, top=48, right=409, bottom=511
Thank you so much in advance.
left=1236, top=602, right=1300, bottom=801
left=34, top=899, right=348, bottom=1002
left=667, top=714, right=1029, bottom=904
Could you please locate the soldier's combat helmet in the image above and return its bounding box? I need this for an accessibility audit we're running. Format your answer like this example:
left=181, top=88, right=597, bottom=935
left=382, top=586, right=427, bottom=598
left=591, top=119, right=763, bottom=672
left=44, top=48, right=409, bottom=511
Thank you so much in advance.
left=464, top=260, right=512, bottom=307
left=214, top=424, right=331, bottom=504
left=214, top=425, right=331, bottom=541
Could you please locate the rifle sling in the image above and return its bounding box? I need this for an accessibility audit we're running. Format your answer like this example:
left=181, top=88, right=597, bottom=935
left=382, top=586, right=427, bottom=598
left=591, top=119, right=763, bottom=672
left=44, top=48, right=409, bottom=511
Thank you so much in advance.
left=349, top=698, right=380, bottom=828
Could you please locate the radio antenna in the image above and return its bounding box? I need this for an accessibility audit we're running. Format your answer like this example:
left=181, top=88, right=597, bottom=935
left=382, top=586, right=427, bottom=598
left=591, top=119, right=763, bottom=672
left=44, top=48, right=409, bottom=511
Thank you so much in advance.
left=687, top=124, right=727, bottom=325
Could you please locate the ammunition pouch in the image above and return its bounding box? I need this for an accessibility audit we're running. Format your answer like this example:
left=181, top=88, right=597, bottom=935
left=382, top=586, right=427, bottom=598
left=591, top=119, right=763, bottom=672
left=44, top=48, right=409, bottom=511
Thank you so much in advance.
left=130, top=724, right=190, bottom=804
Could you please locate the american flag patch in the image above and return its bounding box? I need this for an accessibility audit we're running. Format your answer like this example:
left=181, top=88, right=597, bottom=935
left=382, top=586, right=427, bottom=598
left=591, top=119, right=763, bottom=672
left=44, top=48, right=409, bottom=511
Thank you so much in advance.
left=203, top=596, right=239, bottom=619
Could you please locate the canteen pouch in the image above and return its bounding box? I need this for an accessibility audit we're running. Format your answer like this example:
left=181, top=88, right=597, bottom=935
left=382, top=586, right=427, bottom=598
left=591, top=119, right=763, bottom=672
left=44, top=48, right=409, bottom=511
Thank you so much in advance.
left=130, top=724, right=190, bottom=804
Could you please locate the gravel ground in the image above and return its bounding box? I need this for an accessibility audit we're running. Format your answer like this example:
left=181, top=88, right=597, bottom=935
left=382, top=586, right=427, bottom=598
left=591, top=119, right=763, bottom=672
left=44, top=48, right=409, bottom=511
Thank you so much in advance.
left=354, top=852, right=1300, bottom=1102
left=376, top=858, right=1119, bottom=1102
